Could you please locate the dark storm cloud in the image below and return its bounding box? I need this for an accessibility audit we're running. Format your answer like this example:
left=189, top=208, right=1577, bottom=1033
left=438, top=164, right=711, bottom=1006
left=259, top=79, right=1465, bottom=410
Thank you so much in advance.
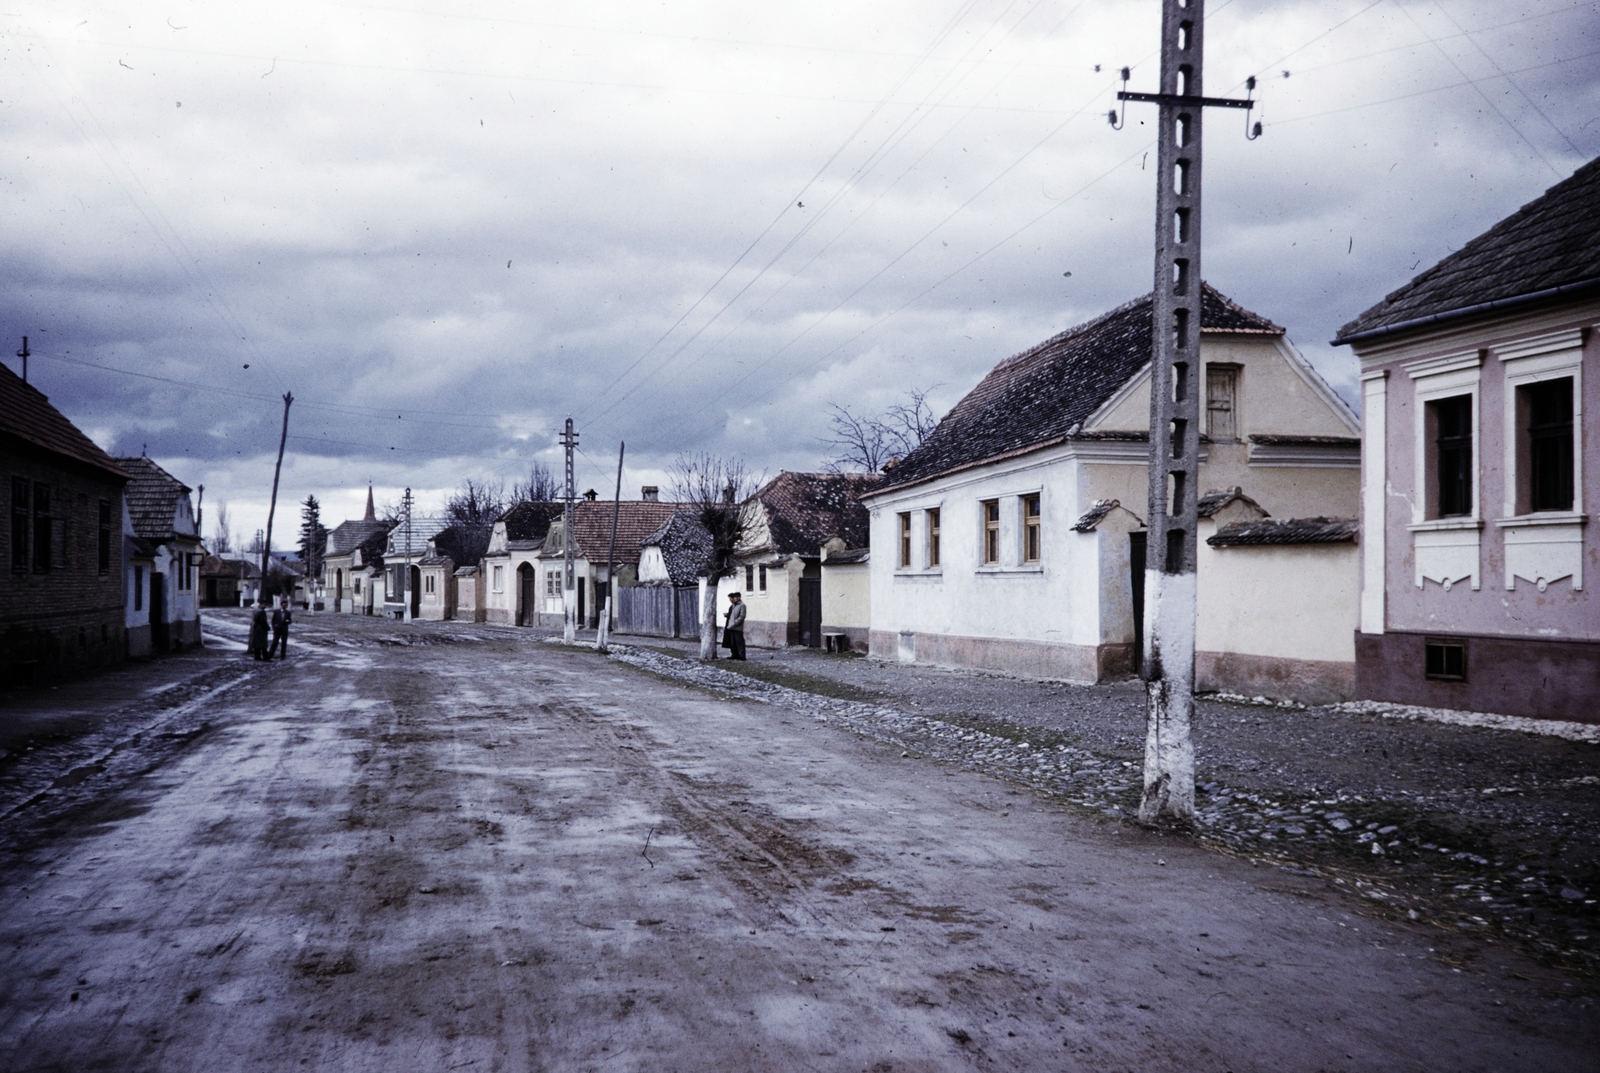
left=3, top=0, right=1597, bottom=538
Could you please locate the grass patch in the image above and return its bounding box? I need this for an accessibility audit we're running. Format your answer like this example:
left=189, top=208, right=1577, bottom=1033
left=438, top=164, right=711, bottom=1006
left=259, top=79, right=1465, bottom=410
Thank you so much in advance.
left=710, top=661, right=887, bottom=705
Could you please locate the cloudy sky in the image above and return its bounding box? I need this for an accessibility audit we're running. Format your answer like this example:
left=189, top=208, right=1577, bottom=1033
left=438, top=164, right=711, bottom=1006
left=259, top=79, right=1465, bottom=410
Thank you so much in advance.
left=4, top=0, right=1597, bottom=546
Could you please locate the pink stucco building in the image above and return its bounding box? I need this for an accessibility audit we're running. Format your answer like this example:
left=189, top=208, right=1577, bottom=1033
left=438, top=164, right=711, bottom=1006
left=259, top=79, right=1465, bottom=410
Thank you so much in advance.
left=1336, top=157, right=1599, bottom=721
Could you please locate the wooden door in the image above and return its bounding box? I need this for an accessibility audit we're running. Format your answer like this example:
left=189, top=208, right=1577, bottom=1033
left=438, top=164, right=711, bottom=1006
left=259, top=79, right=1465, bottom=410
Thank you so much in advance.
left=798, top=577, right=822, bottom=648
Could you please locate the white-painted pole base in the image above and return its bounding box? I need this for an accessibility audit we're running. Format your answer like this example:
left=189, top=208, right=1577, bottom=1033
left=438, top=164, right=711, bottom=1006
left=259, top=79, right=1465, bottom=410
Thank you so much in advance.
left=597, top=597, right=611, bottom=650
left=1140, top=568, right=1196, bottom=823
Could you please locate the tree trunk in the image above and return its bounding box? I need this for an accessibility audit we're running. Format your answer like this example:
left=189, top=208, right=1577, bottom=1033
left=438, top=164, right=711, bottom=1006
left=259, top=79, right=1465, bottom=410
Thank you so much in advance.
left=699, top=576, right=719, bottom=661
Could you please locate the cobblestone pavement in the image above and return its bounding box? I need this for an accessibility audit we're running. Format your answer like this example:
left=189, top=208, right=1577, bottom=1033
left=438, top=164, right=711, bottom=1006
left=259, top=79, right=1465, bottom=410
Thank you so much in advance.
left=604, top=638, right=1600, bottom=978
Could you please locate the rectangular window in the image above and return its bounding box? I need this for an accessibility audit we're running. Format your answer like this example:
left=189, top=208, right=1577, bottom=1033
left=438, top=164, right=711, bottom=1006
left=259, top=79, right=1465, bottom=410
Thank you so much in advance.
left=1424, top=638, right=1466, bottom=681
left=982, top=499, right=1000, bottom=565
left=97, top=500, right=111, bottom=576
left=134, top=565, right=144, bottom=611
left=1429, top=395, right=1473, bottom=517
left=1206, top=364, right=1240, bottom=440
left=745, top=564, right=755, bottom=591
left=424, top=574, right=435, bottom=595
left=546, top=570, right=561, bottom=597
left=1023, top=495, right=1041, bottom=563
left=11, top=477, right=28, bottom=572
left=31, top=484, right=50, bottom=573
left=758, top=564, right=768, bottom=591
left=492, top=565, right=504, bottom=591
left=1522, top=377, right=1574, bottom=512
left=926, top=508, right=941, bottom=568
left=898, top=512, right=912, bottom=568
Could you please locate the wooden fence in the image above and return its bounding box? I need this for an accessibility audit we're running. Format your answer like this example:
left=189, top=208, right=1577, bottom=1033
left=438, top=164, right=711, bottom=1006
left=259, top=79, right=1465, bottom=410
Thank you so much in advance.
left=615, top=585, right=701, bottom=640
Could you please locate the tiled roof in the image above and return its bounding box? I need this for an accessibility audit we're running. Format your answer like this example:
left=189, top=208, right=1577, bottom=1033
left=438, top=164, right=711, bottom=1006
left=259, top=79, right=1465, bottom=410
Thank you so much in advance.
left=542, top=500, right=684, bottom=565
left=1208, top=517, right=1358, bottom=546
left=385, top=515, right=450, bottom=558
left=498, top=500, right=565, bottom=542
left=114, top=456, right=194, bottom=541
left=1248, top=434, right=1360, bottom=447
left=641, top=511, right=715, bottom=585
left=877, top=284, right=1281, bottom=489
left=1, top=363, right=127, bottom=481
left=1197, top=487, right=1268, bottom=520
left=1070, top=499, right=1122, bottom=532
left=1336, top=156, right=1600, bottom=343
left=752, top=471, right=882, bottom=555
left=823, top=547, right=870, bottom=565
left=326, top=519, right=392, bottom=557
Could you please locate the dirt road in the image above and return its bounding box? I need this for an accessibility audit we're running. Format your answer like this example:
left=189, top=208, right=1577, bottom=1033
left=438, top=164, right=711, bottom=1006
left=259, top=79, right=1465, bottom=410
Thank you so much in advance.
left=1, top=613, right=1594, bottom=1071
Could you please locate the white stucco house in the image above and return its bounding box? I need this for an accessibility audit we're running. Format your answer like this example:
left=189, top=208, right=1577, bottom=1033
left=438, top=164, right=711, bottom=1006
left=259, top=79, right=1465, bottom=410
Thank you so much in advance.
left=860, top=284, right=1364, bottom=702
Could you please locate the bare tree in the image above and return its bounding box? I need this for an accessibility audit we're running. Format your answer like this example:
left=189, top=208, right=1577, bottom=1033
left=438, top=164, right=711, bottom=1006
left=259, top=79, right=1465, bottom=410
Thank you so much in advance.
left=446, top=478, right=508, bottom=526
left=821, top=387, right=940, bottom=472
left=511, top=462, right=559, bottom=503
left=669, top=452, right=761, bottom=661
left=211, top=501, right=233, bottom=554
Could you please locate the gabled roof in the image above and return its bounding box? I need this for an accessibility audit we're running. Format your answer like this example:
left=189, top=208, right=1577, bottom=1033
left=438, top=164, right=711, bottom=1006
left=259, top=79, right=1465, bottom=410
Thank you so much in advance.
left=1208, top=517, right=1358, bottom=546
left=641, top=511, right=715, bottom=585
left=1336, top=156, right=1600, bottom=344
left=114, top=456, right=195, bottom=541
left=326, top=518, right=392, bottom=557
left=876, top=284, right=1281, bottom=490
left=1196, top=486, right=1268, bottom=520
left=498, top=500, right=565, bottom=543
left=1, top=363, right=128, bottom=481
left=540, top=500, right=684, bottom=565
left=385, top=515, right=450, bottom=558
left=750, top=471, right=882, bottom=555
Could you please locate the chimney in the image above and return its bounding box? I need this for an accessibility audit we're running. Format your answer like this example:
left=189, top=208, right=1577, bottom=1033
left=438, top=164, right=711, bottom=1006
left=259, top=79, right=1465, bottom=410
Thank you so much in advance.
left=583, top=489, right=598, bottom=502
left=641, top=486, right=659, bottom=502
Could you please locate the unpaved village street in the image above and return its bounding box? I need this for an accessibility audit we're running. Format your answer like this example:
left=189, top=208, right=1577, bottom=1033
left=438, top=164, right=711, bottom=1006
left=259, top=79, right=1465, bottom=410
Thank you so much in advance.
left=1, top=614, right=1596, bottom=1072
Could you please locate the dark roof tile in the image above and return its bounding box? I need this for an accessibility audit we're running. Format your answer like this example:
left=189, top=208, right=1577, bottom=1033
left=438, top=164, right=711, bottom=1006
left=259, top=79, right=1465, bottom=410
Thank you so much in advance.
left=1208, top=517, right=1358, bottom=546
left=752, top=471, right=883, bottom=555
left=113, top=456, right=194, bottom=540
left=1, top=363, right=127, bottom=480
left=878, top=284, right=1280, bottom=489
left=641, top=511, right=715, bottom=585
left=1336, top=156, right=1600, bottom=342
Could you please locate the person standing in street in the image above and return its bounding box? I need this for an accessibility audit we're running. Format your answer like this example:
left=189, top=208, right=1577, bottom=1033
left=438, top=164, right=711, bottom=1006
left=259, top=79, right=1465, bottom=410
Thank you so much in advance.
left=723, top=590, right=747, bottom=661
left=249, top=603, right=270, bottom=660
left=270, top=598, right=292, bottom=660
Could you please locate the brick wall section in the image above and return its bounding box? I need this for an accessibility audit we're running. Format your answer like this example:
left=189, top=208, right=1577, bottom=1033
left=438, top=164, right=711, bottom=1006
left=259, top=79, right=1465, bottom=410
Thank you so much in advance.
left=2, top=447, right=128, bottom=687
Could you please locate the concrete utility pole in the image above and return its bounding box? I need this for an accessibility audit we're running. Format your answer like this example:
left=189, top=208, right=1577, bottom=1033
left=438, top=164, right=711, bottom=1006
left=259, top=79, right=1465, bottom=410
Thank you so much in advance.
left=401, top=487, right=414, bottom=623
left=561, top=418, right=579, bottom=644
left=1113, top=0, right=1258, bottom=823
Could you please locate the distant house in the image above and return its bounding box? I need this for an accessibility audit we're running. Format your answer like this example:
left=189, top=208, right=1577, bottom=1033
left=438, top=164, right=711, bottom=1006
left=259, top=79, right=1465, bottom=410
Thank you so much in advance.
left=860, top=285, right=1362, bottom=701
left=199, top=554, right=252, bottom=607
left=714, top=471, right=881, bottom=649
left=417, top=523, right=492, bottom=621
left=1, top=362, right=129, bottom=686
left=1334, top=156, right=1598, bottom=720
left=533, top=497, right=681, bottom=628
left=380, top=516, right=449, bottom=619
left=480, top=500, right=564, bottom=626
left=321, top=488, right=393, bottom=614
left=115, top=456, right=204, bottom=655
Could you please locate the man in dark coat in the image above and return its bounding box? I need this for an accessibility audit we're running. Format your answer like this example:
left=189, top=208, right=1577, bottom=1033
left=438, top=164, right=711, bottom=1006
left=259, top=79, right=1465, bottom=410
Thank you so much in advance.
left=249, top=604, right=270, bottom=660
left=723, top=591, right=747, bottom=661
left=270, top=599, right=292, bottom=660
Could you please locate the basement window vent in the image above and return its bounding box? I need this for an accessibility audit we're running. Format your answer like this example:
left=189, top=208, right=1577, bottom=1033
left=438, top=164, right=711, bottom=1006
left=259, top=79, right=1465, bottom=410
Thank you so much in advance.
left=1424, top=638, right=1466, bottom=682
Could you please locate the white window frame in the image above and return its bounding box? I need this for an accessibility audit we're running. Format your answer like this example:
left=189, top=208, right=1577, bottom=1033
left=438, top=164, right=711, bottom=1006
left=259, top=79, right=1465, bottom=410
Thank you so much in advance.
left=1406, top=349, right=1483, bottom=590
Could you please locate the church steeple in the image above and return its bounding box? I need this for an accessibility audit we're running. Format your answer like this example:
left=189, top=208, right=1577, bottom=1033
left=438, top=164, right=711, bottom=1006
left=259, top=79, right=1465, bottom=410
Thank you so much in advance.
left=363, top=485, right=376, bottom=522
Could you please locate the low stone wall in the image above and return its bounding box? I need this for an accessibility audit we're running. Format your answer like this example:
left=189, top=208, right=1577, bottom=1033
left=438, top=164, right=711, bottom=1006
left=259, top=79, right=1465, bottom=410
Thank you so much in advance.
left=868, top=629, right=1108, bottom=683
left=1197, top=650, right=1354, bottom=706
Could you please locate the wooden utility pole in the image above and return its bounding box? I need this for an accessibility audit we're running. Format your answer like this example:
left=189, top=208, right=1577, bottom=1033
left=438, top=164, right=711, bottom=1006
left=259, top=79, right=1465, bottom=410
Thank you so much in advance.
left=1114, top=0, right=1258, bottom=823
left=561, top=418, right=579, bottom=643
left=401, top=487, right=414, bottom=623
left=598, top=441, right=625, bottom=650
left=260, top=392, right=294, bottom=605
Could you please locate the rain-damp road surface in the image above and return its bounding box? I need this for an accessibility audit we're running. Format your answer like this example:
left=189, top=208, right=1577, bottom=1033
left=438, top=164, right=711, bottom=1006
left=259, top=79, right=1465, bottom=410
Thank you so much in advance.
left=1, top=616, right=1594, bottom=1072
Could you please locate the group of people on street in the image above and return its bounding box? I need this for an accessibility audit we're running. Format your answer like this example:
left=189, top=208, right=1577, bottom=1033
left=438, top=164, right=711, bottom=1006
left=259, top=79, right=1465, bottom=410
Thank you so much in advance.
left=248, top=599, right=293, bottom=660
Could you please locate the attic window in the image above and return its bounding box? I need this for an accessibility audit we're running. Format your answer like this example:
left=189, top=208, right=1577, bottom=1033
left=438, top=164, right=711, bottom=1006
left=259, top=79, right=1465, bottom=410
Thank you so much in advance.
left=1206, top=364, right=1240, bottom=441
